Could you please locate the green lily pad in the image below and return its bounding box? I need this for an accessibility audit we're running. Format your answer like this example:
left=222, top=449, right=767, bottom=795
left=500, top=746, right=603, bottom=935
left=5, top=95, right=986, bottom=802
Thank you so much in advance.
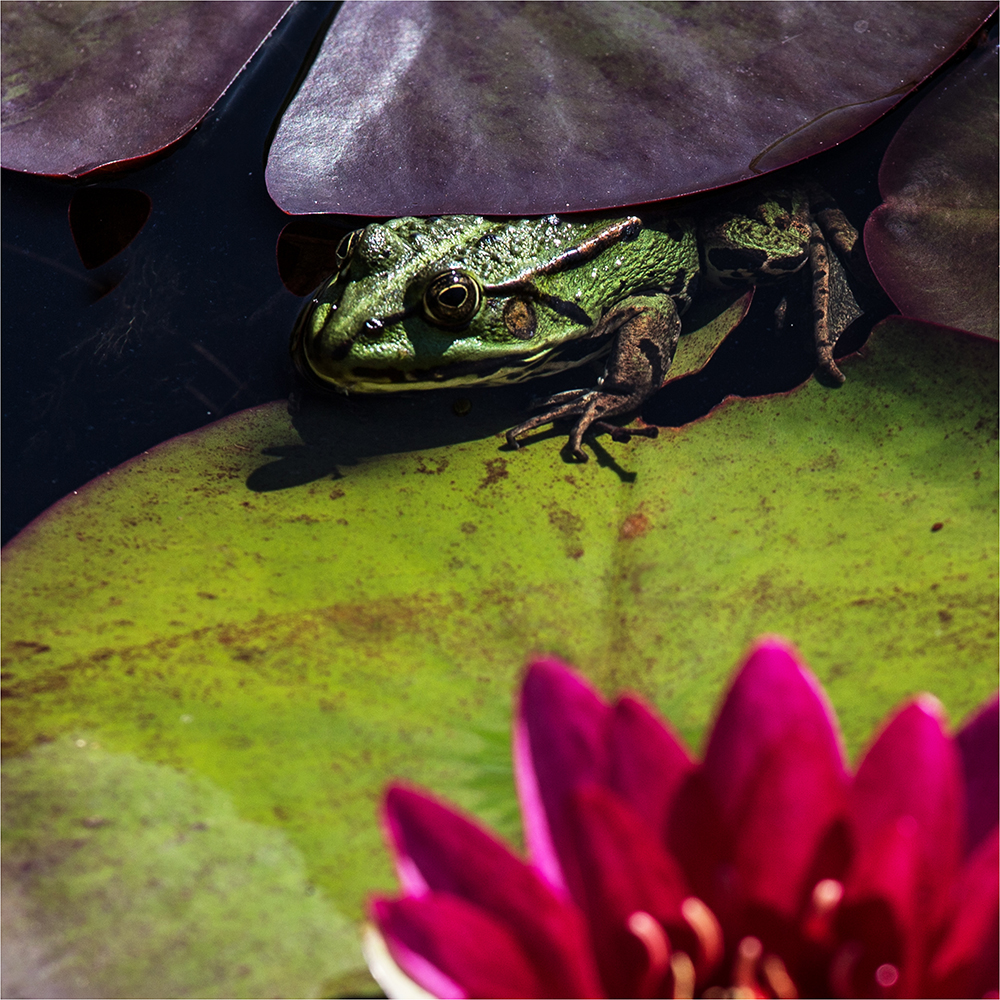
left=3, top=318, right=996, bottom=997
left=1, top=739, right=363, bottom=999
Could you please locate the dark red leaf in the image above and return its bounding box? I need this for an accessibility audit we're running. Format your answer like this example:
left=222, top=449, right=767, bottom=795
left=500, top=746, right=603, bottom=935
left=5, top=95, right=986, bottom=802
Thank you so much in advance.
left=865, top=39, right=999, bottom=338
left=266, top=1, right=993, bottom=215
left=1, top=1, right=291, bottom=177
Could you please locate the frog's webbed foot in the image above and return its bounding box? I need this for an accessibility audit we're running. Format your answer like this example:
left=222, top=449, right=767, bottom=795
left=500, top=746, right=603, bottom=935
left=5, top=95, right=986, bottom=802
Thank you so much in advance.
left=506, top=389, right=659, bottom=461
left=506, top=294, right=680, bottom=460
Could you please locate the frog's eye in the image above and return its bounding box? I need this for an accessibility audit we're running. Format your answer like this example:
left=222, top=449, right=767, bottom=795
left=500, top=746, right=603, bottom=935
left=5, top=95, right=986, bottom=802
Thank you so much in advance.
left=422, top=269, right=483, bottom=328
left=335, top=230, right=360, bottom=269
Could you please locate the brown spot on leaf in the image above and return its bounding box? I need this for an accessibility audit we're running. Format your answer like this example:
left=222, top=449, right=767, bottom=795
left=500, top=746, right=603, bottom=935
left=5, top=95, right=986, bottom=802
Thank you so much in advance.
left=548, top=507, right=583, bottom=537
left=931, top=522, right=944, bottom=532
left=478, top=458, right=509, bottom=489
left=619, top=511, right=651, bottom=540
left=460, top=522, right=478, bottom=535
left=329, top=488, right=346, bottom=500
left=9, top=641, right=51, bottom=655
left=938, top=609, right=953, bottom=624
left=416, top=456, right=449, bottom=475
left=546, top=505, right=585, bottom=559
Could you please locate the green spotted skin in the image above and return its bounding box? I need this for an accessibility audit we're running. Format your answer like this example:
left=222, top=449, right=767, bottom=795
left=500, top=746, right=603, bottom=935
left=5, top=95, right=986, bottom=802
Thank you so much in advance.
left=290, top=189, right=861, bottom=458
left=292, top=213, right=699, bottom=391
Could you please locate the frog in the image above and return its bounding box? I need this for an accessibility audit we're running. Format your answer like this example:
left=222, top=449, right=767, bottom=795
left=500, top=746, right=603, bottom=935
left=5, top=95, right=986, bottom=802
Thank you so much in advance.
left=291, top=184, right=864, bottom=460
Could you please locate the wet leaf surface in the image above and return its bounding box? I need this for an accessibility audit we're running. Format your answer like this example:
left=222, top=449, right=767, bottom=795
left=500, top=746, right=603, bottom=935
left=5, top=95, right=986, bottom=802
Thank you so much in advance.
left=865, top=38, right=999, bottom=338
left=266, top=1, right=993, bottom=215
left=3, top=318, right=996, bottom=997
left=1, top=1, right=292, bottom=177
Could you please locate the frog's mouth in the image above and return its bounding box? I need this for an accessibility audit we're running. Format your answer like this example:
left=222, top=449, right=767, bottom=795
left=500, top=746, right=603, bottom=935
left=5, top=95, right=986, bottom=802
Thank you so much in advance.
left=320, top=328, right=616, bottom=392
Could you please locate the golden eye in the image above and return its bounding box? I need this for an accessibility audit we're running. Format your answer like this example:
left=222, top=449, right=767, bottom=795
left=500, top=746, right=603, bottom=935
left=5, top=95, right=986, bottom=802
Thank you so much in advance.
left=335, top=230, right=359, bottom=269
left=422, top=269, right=482, bottom=328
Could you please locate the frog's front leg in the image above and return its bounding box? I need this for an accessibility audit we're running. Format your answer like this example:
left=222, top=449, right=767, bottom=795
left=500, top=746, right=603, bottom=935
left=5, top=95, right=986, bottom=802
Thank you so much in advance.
left=507, top=293, right=681, bottom=460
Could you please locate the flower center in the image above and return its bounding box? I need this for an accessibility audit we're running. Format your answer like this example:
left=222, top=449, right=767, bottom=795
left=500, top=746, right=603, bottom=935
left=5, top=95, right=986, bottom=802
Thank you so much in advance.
left=624, top=907, right=701, bottom=999
left=803, top=878, right=845, bottom=945
left=626, top=893, right=835, bottom=998
left=698, top=936, right=798, bottom=999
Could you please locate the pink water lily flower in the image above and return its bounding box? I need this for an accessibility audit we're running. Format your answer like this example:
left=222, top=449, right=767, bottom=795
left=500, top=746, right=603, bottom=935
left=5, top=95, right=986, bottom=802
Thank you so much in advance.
left=366, top=639, right=998, bottom=999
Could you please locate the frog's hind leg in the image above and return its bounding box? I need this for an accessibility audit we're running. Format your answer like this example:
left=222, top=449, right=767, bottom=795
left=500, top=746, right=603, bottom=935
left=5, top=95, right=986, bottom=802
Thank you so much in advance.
left=806, top=218, right=845, bottom=384
left=506, top=294, right=680, bottom=460
left=806, top=184, right=881, bottom=384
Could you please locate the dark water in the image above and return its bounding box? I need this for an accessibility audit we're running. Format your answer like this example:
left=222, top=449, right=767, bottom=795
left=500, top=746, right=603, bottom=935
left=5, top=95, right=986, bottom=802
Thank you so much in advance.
left=1, top=2, right=335, bottom=544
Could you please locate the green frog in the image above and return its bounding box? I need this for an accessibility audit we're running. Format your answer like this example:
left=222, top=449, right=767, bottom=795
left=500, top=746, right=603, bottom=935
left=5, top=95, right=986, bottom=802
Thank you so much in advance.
left=291, top=186, right=863, bottom=459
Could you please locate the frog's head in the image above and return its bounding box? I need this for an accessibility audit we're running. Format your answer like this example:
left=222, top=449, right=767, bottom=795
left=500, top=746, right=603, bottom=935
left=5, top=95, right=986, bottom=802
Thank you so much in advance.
left=291, top=214, right=642, bottom=392
left=699, top=194, right=812, bottom=289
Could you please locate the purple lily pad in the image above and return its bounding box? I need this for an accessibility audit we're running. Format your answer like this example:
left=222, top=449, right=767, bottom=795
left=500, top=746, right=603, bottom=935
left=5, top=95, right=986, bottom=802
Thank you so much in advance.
left=1, top=1, right=292, bottom=177
left=865, top=38, right=999, bottom=339
left=266, top=1, right=993, bottom=216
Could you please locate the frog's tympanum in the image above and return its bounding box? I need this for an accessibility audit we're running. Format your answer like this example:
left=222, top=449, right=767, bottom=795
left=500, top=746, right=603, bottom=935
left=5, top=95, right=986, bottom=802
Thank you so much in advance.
left=291, top=186, right=863, bottom=459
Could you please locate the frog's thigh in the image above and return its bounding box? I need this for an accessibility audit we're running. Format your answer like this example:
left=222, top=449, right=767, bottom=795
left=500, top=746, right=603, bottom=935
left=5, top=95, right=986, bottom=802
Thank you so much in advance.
left=600, top=293, right=682, bottom=404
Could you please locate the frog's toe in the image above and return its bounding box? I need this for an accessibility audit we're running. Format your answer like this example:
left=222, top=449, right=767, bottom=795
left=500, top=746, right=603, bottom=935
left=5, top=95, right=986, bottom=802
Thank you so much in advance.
left=590, top=421, right=659, bottom=443
left=815, top=350, right=847, bottom=385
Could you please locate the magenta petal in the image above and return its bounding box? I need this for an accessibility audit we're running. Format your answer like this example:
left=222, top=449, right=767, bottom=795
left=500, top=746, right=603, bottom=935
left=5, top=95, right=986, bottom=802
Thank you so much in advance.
left=698, top=638, right=848, bottom=916
left=927, top=826, right=1000, bottom=998
left=702, top=637, right=847, bottom=825
left=729, top=728, right=849, bottom=920
left=608, top=695, right=695, bottom=836
left=564, top=783, right=693, bottom=997
left=836, top=815, right=917, bottom=998
left=374, top=894, right=554, bottom=999
left=955, top=694, right=999, bottom=856
left=384, top=785, right=602, bottom=998
left=850, top=697, right=964, bottom=929
left=514, top=658, right=612, bottom=893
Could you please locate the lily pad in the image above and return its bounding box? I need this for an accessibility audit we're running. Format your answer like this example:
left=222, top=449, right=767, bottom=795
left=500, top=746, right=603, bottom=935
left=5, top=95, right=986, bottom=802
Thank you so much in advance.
left=2, top=740, right=363, bottom=999
left=865, top=38, right=999, bottom=338
left=266, top=1, right=993, bottom=215
left=1, top=1, right=291, bottom=177
left=3, top=318, right=996, bottom=996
